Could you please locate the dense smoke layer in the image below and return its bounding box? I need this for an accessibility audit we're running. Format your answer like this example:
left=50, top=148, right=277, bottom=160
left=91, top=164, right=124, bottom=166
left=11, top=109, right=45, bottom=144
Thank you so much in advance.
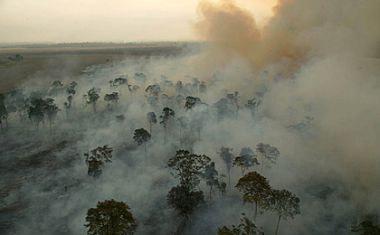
left=195, top=0, right=380, bottom=73
left=0, top=0, right=379, bottom=235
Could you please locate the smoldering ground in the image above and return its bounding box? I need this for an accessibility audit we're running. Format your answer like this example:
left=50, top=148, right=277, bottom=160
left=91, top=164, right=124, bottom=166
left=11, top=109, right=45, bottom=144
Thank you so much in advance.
left=1, top=0, right=380, bottom=234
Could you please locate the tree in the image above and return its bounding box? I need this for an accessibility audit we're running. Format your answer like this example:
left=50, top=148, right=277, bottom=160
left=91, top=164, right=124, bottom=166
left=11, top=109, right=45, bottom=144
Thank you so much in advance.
left=168, top=149, right=211, bottom=190
left=146, top=112, right=157, bottom=134
left=133, top=128, right=151, bottom=154
left=264, top=189, right=300, bottom=235
left=214, top=97, right=236, bottom=120
left=176, top=80, right=183, bottom=94
left=233, top=147, right=260, bottom=175
left=84, top=88, right=100, bottom=112
left=256, top=143, right=280, bottom=171
left=159, top=107, right=175, bottom=143
left=134, top=72, right=146, bottom=82
left=85, top=199, right=137, bottom=235
left=217, top=214, right=263, bottom=235
left=84, top=145, right=113, bottom=177
left=167, top=150, right=209, bottom=232
left=226, top=91, right=240, bottom=117
left=236, top=171, right=271, bottom=220
left=184, top=96, right=202, bottom=110
left=219, top=147, right=234, bottom=190
left=145, top=84, right=161, bottom=97
left=202, top=162, right=219, bottom=200
left=167, top=185, right=204, bottom=219
left=64, top=95, right=74, bottom=117
left=110, top=77, right=128, bottom=88
left=44, top=98, right=60, bottom=131
left=66, top=81, right=78, bottom=96
left=352, top=216, right=380, bottom=235
left=28, top=98, right=45, bottom=128
left=0, top=94, right=8, bottom=129
left=246, top=97, right=261, bottom=117
left=50, top=80, right=64, bottom=96
left=177, top=116, right=188, bottom=146
left=104, top=92, right=119, bottom=110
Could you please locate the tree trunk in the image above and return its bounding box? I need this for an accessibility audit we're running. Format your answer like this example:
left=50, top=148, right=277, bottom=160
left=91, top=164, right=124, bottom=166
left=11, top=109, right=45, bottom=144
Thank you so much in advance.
left=144, top=142, right=147, bottom=159
left=164, top=127, right=167, bottom=144
left=179, top=126, right=182, bottom=146
left=149, top=122, right=152, bottom=135
left=49, top=120, right=52, bottom=135
left=254, top=202, right=258, bottom=221
left=209, top=185, right=213, bottom=200
left=275, top=215, right=281, bottom=235
left=228, top=169, right=231, bottom=192
left=176, top=217, right=187, bottom=235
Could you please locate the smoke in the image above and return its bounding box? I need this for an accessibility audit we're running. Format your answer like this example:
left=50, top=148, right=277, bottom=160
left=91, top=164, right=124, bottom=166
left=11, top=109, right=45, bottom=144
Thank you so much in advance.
left=195, top=0, right=380, bottom=73
left=194, top=0, right=380, bottom=231
left=1, top=1, right=380, bottom=235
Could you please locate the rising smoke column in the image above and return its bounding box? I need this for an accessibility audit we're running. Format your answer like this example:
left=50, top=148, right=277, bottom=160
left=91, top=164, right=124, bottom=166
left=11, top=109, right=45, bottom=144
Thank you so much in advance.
left=194, top=0, right=380, bottom=223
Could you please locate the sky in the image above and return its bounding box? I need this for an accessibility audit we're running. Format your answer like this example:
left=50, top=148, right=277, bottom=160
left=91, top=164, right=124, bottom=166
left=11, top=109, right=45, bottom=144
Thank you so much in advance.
left=0, top=0, right=277, bottom=43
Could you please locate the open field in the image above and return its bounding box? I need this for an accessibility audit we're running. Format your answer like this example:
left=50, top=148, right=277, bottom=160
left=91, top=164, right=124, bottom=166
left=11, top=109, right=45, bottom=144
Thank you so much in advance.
left=0, top=43, right=191, bottom=93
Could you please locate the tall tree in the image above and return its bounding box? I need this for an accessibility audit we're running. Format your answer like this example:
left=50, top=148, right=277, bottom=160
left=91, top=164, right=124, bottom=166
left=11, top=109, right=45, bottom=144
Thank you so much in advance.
left=167, top=185, right=204, bottom=219
left=133, top=128, right=151, bottom=154
left=264, top=189, right=300, bottom=235
left=233, top=147, right=260, bottom=175
left=246, top=97, right=261, bottom=117
left=202, top=161, right=219, bottom=200
left=84, top=145, right=113, bottom=177
left=85, top=199, right=137, bottom=235
left=27, top=98, right=46, bottom=129
left=167, top=150, right=209, bottom=232
left=64, top=95, right=74, bottom=118
left=44, top=98, right=60, bottom=131
left=168, top=149, right=211, bottom=190
left=177, top=116, right=188, bottom=146
left=236, top=171, right=271, bottom=220
left=219, top=147, right=234, bottom=191
left=84, top=88, right=100, bottom=112
left=159, top=107, right=175, bottom=143
left=104, top=92, right=119, bottom=110
left=146, top=112, right=157, bottom=134
left=255, top=143, right=280, bottom=171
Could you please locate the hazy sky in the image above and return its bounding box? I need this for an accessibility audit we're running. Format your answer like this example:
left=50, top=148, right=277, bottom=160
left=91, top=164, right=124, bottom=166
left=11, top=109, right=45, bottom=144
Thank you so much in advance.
left=0, top=0, right=277, bottom=43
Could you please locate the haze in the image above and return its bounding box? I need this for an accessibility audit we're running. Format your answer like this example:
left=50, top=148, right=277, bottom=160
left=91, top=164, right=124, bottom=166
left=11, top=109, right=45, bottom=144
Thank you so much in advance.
left=0, top=0, right=277, bottom=43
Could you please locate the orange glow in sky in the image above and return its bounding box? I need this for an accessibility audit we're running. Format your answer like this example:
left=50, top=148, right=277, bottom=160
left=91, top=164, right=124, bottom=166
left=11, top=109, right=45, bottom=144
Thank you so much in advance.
left=0, top=0, right=278, bottom=43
